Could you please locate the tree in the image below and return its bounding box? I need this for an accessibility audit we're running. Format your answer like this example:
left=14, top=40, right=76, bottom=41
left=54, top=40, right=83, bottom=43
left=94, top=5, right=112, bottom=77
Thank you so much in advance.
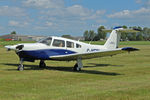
left=62, top=35, right=73, bottom=39
left=11, top=31, right=16, bottom=35
left=127, top=33, right=136, bottom=41
left=88, top=30, right=96, bottom=41
left=122, top=25, right=128, bottom=29
left=121, top=25, right=128, bottom=41
left=121, top=33, right=127, bottom=41
left=136, top=33, right=144, bottom=41
left=83, top=30, right=89, bottom=41
left=143, top=27, right=150, bottom=40
left=97, top=26, right=106, bottom=40
left=127, top=26, right=142, bottom=41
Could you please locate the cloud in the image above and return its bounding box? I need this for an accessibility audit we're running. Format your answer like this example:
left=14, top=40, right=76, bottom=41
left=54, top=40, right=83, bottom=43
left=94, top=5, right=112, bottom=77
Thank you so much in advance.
left=45, top=21, right=53, bottom=26
left=21, top=0, right=106, bottom=35
left=144, top=0, right=150, bottom=8
left=9, top=20, right=29, bottom=27
left=67, top=5, right=91, bottom=17
left=108, top=8, right=150, bottom=19
left=9, top=20, right=19, bottom=26
left=23, top=0, right=105, bottom=22
left=23, top=0, right=64, bottom=9
left=135, top=0, right=142, bottom=4
left=108, top=10, right=132, bottom=19
left=0, top=6, right=26, bottom=17
left=40, top=4, right=105, bottom=22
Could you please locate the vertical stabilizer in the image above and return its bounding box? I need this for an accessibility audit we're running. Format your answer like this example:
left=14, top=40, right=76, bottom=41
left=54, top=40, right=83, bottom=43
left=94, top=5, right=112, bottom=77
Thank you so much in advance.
left=104, top=29, right=121, bottom=49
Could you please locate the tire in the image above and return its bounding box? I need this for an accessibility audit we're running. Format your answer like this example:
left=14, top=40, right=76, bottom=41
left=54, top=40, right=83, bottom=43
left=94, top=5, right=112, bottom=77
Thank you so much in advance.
left=18, top=64, right=24, bottom=71
left=39, top=61, right=46, bottom=68
left=73, top=63, right=81, bottom=71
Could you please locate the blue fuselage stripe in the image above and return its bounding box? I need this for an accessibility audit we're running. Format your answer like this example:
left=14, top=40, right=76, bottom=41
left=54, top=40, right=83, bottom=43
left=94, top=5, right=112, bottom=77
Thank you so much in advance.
left=18, top=49, right=76, bottom=60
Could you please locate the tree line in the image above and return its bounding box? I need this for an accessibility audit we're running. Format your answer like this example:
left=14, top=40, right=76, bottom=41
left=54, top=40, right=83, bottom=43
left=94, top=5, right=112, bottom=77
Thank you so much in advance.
left=83, top=26, right=150, bottom=41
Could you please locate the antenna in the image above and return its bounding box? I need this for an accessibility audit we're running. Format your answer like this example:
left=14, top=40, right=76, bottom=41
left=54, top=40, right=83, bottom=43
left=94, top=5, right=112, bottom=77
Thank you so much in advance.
left=78, top=37, right=81, bottom=41
left=88, top=34, right=96, bottom=44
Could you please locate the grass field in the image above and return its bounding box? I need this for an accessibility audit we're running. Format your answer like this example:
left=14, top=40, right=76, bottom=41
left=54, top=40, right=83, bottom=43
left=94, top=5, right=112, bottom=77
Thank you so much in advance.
left=0, top=41, right=150, bottom=100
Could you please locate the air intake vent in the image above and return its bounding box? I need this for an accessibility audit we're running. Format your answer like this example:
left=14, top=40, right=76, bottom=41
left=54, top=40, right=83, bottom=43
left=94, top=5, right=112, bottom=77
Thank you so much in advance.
left=16, top=45, right=24, bottom=50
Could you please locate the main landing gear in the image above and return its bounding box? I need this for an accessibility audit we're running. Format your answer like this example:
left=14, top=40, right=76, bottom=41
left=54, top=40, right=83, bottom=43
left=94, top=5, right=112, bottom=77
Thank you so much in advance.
left=73, top=58, right=83, bottom=71
left=39, top=60, right=46, bottom=68
left=17, top=58, right=81, bottom=71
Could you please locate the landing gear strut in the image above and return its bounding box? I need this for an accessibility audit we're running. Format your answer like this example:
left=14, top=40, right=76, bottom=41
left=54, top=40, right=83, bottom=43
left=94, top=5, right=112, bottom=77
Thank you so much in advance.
left=73, top=63, right=81, bottom=71
left=73, top=57, right=83, bottom=71
left=18, top=58, right=24, bottom=71
left=39, top=60, right=46, bottom=68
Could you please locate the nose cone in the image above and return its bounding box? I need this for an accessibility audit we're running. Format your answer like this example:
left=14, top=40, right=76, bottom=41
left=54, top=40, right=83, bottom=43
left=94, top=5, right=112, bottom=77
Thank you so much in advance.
left=5, top=45, right=18, bottom=51
left=5, top=44, right=24, bottom=51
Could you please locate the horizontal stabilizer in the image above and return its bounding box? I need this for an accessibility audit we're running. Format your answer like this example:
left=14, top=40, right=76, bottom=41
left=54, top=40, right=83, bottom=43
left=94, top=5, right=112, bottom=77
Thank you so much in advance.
left=122, top=47, right=139, bottom=52
left=102, top=29, right=140, bottom=33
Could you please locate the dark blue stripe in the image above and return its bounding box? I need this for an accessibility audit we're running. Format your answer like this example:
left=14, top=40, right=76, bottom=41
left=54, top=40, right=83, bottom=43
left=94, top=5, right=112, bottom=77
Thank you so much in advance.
left=113, top=26, right=122, bottom=29
left=18, top=49, right=76, bottom=60
left=122, top=47, right=139, bottom=51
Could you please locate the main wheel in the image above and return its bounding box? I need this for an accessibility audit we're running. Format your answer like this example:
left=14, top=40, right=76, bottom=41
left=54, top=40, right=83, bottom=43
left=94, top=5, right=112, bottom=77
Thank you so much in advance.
left=18, top=64, right=24, bottom=71
left=73, top=63, right=81, bottom=71
left=39, top=60, right=46, bottom=68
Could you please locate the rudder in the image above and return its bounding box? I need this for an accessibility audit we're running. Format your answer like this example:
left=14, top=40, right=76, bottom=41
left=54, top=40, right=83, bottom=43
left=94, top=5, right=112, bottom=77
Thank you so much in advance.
left=104, top=29, right=121, bottom=49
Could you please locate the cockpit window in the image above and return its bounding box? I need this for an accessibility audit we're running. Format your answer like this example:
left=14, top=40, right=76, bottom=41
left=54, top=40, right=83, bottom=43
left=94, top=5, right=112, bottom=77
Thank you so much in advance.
left=67, top=41, right=74, bottom=48
left=76, top=43, right=81, bottom=48
left=53, top=39, right=65, bottom=47
left=38, top=37, right=52, bottom=45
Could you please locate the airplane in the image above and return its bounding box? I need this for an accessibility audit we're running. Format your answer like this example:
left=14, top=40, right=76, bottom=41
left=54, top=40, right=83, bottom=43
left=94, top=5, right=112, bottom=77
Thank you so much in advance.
left=5, top=26, right=139, bottom=71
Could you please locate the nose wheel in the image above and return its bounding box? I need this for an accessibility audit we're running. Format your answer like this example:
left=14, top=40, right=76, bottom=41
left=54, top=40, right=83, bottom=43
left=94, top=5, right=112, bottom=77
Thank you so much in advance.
left=39, top=60, right=46, bottom=68
left=18, top=58, right=24, bottom=71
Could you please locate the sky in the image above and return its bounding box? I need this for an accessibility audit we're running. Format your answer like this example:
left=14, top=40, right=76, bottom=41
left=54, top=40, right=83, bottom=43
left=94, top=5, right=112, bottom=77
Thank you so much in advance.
left=0, top=0, right=150, bottom=36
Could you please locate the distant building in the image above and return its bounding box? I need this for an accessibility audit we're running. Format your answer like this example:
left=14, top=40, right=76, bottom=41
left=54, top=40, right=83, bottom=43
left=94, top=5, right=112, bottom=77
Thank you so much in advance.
left=0, top=34, right=85, bottom=41
left=61, top=35, right=85, bottom=41
left=72, top=36, right=85, bottom=41
left=0, top=34, right=46, bottom=41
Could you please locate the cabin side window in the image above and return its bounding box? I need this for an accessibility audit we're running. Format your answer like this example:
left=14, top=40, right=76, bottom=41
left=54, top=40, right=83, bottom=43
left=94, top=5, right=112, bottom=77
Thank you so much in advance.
left=53, top=39, right=65, bottom=47
left=67, top=41, right=74, bottom=48
left=76, top=43, right=81, bottom=48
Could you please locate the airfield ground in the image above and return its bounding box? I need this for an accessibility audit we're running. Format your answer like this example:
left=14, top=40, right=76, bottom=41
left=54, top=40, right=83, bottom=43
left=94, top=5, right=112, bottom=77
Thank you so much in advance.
left=0, top=41, right=150, bottom=100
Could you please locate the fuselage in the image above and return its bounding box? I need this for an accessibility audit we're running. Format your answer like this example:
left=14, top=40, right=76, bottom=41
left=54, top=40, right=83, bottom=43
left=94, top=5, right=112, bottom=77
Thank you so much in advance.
left=8, top=36, right=107, bottom=61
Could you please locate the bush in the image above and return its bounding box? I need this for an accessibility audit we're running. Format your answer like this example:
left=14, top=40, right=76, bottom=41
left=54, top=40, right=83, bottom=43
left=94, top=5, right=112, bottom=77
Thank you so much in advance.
left=0, top=38, right=5, bottom=41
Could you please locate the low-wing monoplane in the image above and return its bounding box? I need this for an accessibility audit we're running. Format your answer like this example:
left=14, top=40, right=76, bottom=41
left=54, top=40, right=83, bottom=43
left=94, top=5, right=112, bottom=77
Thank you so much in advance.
left=5, top=27, right=139, bottom=71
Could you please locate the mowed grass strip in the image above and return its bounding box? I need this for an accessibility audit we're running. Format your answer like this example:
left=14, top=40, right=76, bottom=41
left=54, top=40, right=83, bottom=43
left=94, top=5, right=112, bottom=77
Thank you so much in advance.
left=0, top=41, right=150, bottom=100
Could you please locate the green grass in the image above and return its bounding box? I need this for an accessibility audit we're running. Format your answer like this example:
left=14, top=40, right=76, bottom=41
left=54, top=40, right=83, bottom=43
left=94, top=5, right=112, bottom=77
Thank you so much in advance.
left=0, top=41, right=150, bottom=100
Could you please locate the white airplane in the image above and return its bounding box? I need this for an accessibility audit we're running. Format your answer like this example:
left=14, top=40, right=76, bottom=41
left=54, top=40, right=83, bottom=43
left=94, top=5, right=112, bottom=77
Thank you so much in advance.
left=5, top=27, right=139, bottom=71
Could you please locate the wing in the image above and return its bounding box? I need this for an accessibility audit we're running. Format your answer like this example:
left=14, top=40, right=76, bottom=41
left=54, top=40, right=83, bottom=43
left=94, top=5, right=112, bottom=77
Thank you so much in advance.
left=50, top=47, right=139, bottom=61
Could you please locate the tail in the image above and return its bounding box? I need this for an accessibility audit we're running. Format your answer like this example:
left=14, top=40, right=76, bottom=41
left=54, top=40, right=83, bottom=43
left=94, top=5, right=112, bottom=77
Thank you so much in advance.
left=104, top=27, right=122, bottom=49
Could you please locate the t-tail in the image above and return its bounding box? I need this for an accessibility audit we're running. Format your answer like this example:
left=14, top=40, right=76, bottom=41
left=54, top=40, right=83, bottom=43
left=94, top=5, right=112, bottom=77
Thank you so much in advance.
left=104, top=27, right=122, bottom=49
left=104, top=26, right=139, bottom=50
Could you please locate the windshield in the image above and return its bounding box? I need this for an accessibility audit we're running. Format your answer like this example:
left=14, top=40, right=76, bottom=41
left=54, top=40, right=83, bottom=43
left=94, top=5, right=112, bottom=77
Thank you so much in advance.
left=38, top=37, right=52, bottom=45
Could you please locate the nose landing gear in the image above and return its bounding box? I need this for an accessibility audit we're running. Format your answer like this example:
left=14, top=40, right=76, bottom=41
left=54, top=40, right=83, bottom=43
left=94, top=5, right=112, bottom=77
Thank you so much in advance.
left=18, top=58, right=24, bottom=71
